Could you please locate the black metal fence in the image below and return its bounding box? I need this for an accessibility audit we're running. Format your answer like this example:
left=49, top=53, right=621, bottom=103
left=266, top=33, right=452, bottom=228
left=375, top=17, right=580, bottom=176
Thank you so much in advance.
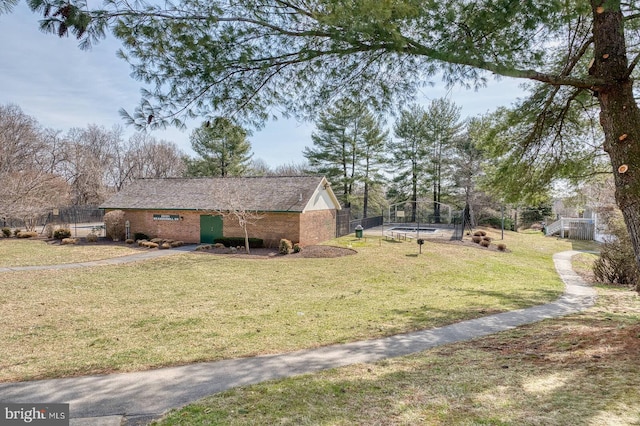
left=336, top=209, right=351, bottom=237
left=48, top=206, right=104, bottom=224
left=3, top=206, right=104, bottom=229
left=336, top=208, right=383, bottom=237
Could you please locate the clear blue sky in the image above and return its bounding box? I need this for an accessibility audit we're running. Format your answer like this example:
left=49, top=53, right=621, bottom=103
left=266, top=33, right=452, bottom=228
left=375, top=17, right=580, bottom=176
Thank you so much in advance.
left=0, top=3, right=526, bottom=168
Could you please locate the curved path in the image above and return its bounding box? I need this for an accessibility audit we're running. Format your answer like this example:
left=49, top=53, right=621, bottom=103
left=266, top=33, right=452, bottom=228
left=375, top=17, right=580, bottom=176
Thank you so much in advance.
left=0, top=245, right=194, bottom=273
left=0, top=251, right=596, bottom=426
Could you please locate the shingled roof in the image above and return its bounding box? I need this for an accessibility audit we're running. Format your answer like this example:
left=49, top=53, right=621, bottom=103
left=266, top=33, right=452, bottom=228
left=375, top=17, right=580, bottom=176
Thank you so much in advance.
left=100, top=176, right=340, bottom=212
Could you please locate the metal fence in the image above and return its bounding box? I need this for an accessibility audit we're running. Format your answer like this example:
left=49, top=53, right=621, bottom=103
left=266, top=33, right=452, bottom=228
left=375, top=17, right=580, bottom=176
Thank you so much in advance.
left=3, top=206, right=104, bottom=229
left=336, top=208, right=384, bottom=237
left=48, top=206, right=104, bottom=225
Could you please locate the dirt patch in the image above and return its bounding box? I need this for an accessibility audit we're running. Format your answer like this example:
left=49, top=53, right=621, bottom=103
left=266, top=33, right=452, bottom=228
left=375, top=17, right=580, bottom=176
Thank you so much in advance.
left=288, top=245, right=357, bottom=258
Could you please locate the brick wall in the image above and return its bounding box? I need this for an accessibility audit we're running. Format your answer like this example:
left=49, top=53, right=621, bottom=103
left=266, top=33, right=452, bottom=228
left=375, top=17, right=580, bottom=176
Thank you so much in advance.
left=222, top=212, right=300, bottom=248
left=108, top=209, right=201, bottom=243
left=107, top=209, right=300, bottom=246
left=107, top=208, right=336, bottom=246
left=299, top=209, right=337, bottom=245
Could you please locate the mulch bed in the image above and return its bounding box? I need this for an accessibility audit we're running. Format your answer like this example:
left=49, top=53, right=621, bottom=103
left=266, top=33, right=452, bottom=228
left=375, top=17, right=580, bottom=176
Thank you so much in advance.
left=197, top=245, right=357, bottom=259
left=43, top=235, right=503, bottom=256
left=41, top=237, right=357, bottom=259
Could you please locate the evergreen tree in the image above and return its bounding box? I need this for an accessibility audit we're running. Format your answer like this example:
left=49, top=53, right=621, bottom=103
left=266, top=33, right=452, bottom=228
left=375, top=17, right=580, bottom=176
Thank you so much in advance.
left=478, top=102, right=608, bottom=205
left=388, top=105, right=429, bottom=222
left=423, top=99, right=463, bottom=223
left=452, top=118, right=488, bottom=227
left=186, top=118, right=252, bottom=177
left=304, top=100, right=357, bottom=207
left=358, top=113, right=388, bottom=218
left=304, top=99, right=386, bottom=213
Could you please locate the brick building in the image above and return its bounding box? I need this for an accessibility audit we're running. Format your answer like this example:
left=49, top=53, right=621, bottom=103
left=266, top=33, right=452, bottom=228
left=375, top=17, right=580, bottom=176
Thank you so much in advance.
left=100, top=176, right=341, bottom=247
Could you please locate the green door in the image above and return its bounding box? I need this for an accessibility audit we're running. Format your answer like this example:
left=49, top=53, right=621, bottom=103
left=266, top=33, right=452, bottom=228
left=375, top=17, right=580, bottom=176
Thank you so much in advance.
left=200, top=215, right=223, bottom=244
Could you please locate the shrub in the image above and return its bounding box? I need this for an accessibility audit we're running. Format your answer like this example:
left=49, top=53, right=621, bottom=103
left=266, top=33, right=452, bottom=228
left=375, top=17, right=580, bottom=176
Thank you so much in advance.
left=151, top=238, right=164, bottom=244
left=17, top=231, right=38, bottom=238
left=473, top=230, right=487, bottom=237
left=170, top=240, right=184, bottom=248
left=141, top=241, right=159, bottom=249
left=53, top=228, right=72, bottom=240
left=13, top=229, right=22, bottom=237
left=125, top=238, right=135, bottom=245
left=61, top=238, right=78, bottom=245
left=1, top=228, right=10, bottom=238
left=293, top=243, right=302, bottom=253
left=86, top=233, right=99, bottom=243
left=196, top=244, right=212, bottom=251
left=160, top=242, right=171, bottom=249
left=593, top=216, right=639, bottom=287
left=480, top=239, right=491, bottom=248
left=104, top=210, right=126, bottom=241
left=214, top=237, right=263, bottom=248
left=482, top=236, right=492, bottom=243
left=134, top=232, right=150, bottom=241
left=279, top=238, right=293, bottom=255
left=472, top=236, right=482, bottom=244
left=497, top=243, right=507, bottom=251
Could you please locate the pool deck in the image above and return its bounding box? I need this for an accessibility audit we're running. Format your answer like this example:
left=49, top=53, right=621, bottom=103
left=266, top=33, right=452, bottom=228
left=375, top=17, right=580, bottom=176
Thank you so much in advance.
left=362, top=224, right=456, bottom=240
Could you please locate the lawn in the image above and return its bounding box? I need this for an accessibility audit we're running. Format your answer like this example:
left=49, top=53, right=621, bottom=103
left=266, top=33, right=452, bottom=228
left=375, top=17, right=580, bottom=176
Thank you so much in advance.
left=0, top=229, right=577, bottom=382
left=156, top=284, right=640, bottom=426
left=0, top=239, right=140, bottom=267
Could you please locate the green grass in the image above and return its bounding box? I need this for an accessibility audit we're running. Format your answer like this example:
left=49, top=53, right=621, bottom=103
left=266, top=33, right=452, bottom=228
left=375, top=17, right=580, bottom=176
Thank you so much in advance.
left=0, top=229, right=576, bottom=382
left=155, top=281, right=640, bottom=426
left=0, top=239, right=140, bottom=267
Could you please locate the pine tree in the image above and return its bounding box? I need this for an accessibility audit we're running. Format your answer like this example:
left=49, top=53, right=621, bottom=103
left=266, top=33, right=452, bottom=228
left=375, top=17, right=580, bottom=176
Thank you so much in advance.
left=389, top=105, right=429, bottom=222
left=186, top=118, right=252, bottom=178
left=304, top=99, right=387, bottom=214
left=423, top=99, right=463, bottom=223
left=359, top=113, right=388, bottom=218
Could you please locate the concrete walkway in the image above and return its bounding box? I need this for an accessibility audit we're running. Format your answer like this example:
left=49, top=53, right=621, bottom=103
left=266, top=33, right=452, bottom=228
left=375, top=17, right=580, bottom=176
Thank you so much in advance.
left=0, top=251, right=597, bottom=425
left=0, top=245, right=194, bottom=273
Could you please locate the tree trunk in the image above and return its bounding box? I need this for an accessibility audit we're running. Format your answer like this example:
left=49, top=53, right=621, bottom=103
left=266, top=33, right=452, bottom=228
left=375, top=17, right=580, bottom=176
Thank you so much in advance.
left=363, top=180, right=369, bottom=219
left=433, top=162, right=441, bottom=224
left=411, top=165, right=418, bottom=223
left=243, top=225, right=250, bottom=254
left=592, top=2, right=640, bottom=290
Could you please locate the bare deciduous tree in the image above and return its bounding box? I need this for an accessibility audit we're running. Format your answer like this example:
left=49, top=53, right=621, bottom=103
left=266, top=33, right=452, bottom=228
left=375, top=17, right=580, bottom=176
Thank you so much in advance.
left=0, top=104, right=70, bottom=228
left=2, top=170, right=70, bottom=231
left=127, top=133, right=187, bottom=179
left=0, top=104, right=46, bottom=175
left=59, top=125, right=187, bottom=204
left=211, top=181, right=263, bottom=254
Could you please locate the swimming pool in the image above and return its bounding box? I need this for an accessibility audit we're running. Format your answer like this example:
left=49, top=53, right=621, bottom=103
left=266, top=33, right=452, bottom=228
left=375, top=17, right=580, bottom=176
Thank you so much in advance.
left=389, top=227, right=438, bottom=233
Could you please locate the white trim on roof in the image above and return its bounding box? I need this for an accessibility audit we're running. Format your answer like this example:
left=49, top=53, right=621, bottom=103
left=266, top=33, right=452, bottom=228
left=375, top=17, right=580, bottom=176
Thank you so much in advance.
left=301, top=178, right=342, bottom=213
